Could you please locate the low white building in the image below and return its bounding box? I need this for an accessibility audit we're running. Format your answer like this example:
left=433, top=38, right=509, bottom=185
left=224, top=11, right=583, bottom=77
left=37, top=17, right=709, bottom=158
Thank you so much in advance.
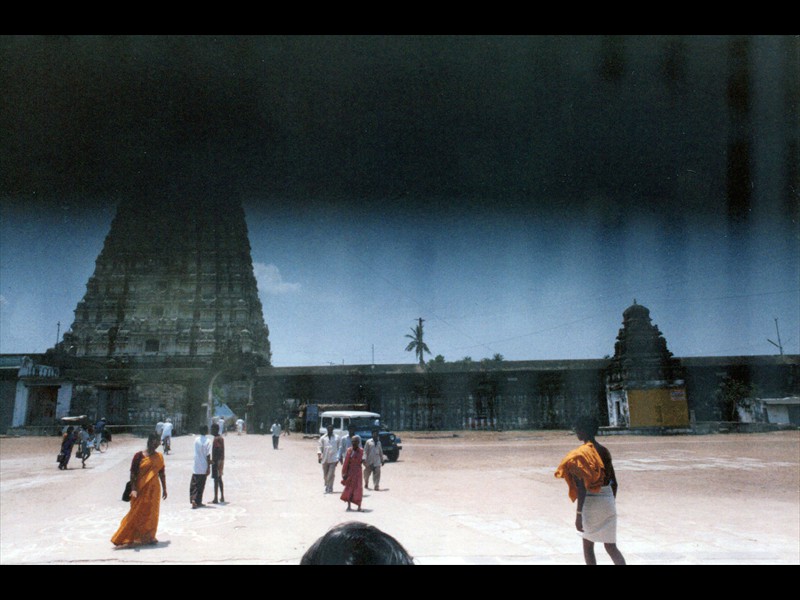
left=760, top=397, right=800, bottom=425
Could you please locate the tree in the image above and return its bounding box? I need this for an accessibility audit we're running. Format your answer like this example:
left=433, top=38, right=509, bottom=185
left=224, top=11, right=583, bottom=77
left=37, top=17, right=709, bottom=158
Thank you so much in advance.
left=428, top=354, right=446, bottom=367
left=714, top=379, right=758, bottom=421
left=405, top=318, right=431, bottom=365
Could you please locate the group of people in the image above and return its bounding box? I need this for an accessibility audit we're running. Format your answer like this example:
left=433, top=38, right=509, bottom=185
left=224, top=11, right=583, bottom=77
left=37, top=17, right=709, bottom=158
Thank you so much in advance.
left=108, top=412, right=625, bottom=564
left=110, top=420, right=227, bottom=547
left=317, top=424, right=385, bottom=511
left=57, top=417, right=107, bottom=470
left=190, top=423, right=226, bottom=508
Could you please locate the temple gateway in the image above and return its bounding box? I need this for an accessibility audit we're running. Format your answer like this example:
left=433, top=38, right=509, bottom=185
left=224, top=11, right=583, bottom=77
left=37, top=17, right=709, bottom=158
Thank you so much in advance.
left=2, top=196, right=797, bottom=435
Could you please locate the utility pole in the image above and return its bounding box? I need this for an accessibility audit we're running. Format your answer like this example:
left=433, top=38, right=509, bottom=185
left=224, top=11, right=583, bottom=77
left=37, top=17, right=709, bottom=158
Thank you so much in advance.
left=56, top=321, right=60, bottom=346
left=767, top=317, right=784, bottom=355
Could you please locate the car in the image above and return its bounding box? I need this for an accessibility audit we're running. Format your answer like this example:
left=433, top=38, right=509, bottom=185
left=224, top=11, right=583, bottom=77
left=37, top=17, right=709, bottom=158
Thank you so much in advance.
left=319, top=410, right=402, bottom=462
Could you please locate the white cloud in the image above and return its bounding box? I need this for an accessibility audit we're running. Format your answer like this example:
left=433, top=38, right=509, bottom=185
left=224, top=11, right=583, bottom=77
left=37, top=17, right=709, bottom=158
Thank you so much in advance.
left=253, top=263, right=301, bottom=295
left=0, top=294, right=7, bottom=306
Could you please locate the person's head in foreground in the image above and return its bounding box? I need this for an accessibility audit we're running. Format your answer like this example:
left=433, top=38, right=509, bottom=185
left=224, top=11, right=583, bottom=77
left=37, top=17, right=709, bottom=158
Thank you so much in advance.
left=300, top=522, right=414, bottom=565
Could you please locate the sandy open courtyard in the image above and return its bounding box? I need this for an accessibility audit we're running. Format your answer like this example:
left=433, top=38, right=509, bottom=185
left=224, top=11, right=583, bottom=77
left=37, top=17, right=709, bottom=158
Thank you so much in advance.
left=1, top=429, right=798, bottom=565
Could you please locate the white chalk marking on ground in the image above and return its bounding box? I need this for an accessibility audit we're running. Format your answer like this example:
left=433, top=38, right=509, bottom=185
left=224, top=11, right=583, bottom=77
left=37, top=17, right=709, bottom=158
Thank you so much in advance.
left=523, top=456, right=795, bottom=476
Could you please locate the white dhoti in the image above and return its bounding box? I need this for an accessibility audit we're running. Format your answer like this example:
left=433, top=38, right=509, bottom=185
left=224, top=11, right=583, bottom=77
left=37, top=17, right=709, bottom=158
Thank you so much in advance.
left=582, top=485, right=617, bottom=543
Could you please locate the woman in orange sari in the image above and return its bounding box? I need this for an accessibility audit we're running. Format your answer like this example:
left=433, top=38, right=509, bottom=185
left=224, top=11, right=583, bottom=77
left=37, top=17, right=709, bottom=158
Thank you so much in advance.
left=111, top=433, right=168, bottom=547
left=340, top=435, right=364, bottom=511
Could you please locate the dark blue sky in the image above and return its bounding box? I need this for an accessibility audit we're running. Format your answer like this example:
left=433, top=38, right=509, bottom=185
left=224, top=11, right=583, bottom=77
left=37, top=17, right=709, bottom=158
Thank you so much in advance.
left=1, top=36, right=797, bottom=365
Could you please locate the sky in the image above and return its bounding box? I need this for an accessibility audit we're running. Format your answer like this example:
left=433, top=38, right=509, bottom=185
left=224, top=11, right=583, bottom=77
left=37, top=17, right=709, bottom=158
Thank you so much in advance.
left=1, top=35, right=798, bottom=367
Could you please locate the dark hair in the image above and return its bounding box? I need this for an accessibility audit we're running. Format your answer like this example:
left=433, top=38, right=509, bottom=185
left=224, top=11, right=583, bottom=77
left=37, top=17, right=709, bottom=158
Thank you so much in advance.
left=199, top=425, right=209, bottom=435
left=573, top=415, right=599, bottom=438
left=147, top=432, right=161, bottom=446
left=300, top=522, right=414, bottom=565
left=211, top=423, right=220, bottom=435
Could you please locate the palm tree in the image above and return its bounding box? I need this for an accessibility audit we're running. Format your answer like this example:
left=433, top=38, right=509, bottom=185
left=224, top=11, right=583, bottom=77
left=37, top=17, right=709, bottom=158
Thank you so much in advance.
left=405, top=318, right=431, bottom=365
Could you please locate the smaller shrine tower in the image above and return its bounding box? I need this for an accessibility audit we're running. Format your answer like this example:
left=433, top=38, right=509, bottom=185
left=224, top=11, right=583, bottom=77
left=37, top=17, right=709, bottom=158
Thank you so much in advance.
left=605, top=301, right=689, bottom=428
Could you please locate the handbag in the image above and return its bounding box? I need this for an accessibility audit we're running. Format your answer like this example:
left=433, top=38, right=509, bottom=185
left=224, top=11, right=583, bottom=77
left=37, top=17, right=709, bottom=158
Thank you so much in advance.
left=57, top=453, right=63, bottom=463
left=122, top=451, right=144, bottom=501
left=122, top=481, right=132, bottom=502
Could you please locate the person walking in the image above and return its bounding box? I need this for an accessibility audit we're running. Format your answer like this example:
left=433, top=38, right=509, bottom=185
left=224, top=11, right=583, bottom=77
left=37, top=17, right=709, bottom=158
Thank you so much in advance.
left=363, top=429, right=384, bottom=491
left=554, top=415, right=626, bottom=565
left=111, top=433, right=167, bottom=547
left=190, top=425, right=212, bottom=509
left=58, top=426, right=77, bottom=470
left=337, top=425, right=357, bottom=464
left=160, top=418, right=173, bottom=454
left=211, top=423, right=225, bottom=504
left=270, top=420, right=282, bottom=449
left=340, top=435, right=364, bottom=512
left=318, top=423, right=339, bottom=494
left=78, top=424, right=93, bottom=468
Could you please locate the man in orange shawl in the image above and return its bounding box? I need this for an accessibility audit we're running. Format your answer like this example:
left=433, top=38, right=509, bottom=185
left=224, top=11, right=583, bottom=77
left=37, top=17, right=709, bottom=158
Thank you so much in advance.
left=112, top=433, right=168, bottom=547
left=555, top=416, right=626, bottom=565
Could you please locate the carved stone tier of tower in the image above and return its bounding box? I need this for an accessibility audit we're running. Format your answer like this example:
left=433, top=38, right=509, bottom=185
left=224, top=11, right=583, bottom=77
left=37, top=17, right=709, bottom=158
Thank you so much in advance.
left=62, top=193, right=271, bottom=365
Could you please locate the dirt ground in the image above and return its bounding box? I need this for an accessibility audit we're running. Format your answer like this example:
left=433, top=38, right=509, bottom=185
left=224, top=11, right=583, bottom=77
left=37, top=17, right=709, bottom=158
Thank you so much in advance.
left=1, top=429, right=798, bottom=565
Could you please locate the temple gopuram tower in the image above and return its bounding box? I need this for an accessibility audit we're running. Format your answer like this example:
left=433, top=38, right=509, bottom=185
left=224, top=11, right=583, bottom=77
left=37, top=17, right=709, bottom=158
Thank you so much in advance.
left=605, top=301, right=689, bottom=429
left=56, top=189, right=271, bottom=431
left=63, top=195, right=270, bottom=363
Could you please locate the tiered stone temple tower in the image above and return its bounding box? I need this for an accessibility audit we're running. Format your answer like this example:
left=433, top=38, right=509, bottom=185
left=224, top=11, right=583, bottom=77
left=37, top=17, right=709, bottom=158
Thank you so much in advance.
left=63, top=195, right=270, bottom=363
left=54, top=191, right=271, bottom=431
left=605, top=301, right=689, bottom=429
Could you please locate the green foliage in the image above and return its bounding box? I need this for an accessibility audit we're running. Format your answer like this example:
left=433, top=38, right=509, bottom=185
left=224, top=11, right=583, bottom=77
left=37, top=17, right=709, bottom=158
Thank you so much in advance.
left=428, top=355, right=446, bottom=368
left=405, top=321, right=431, bottom=365
left=714, top=379, right=758, bottom=421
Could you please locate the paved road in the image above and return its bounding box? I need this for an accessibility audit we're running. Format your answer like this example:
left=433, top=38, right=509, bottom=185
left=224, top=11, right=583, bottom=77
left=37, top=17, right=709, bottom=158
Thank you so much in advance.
left=1, top=429, right=798, bottom=565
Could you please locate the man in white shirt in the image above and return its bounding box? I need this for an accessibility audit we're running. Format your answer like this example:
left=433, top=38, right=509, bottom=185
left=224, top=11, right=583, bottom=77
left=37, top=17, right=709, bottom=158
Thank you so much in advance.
left=270, top=420, right=282, bottom=449
left=235, top=418, right=244, bottom=435
left=190, top=425, right=212, bottom=508
left=317, top=423, right=339, bottom=493
left=363, top=429, right=385, bottom=491
left=338, top=425, right=357, bottom=463
left=161, top=418, right=174, bottom=454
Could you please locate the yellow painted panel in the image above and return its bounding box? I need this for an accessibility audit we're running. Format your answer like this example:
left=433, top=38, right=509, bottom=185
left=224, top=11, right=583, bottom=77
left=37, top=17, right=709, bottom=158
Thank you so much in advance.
left=628, top=388, right=689, bottom=427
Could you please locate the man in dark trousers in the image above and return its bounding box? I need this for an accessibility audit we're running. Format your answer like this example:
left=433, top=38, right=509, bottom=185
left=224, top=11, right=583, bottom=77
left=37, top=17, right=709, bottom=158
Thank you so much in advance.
left=190, top=425, right=212, bottom=508
left=211, top=423, right=225, bottom=504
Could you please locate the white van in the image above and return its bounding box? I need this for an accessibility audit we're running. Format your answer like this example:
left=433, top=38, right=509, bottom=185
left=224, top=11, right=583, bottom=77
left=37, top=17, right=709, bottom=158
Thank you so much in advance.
left=319, top=410, right=380, bottom=438
left=318, top=410, right=403, bottom=462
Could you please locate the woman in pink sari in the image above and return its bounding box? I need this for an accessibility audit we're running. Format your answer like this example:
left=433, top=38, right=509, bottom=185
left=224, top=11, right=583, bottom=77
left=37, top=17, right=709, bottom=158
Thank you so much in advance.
left=340, top=435, right=364, bottom=511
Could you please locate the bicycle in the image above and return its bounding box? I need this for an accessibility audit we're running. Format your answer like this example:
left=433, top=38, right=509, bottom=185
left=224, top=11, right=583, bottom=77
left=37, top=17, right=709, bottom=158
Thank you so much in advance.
left=94, top=432, right=110, bottom=453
